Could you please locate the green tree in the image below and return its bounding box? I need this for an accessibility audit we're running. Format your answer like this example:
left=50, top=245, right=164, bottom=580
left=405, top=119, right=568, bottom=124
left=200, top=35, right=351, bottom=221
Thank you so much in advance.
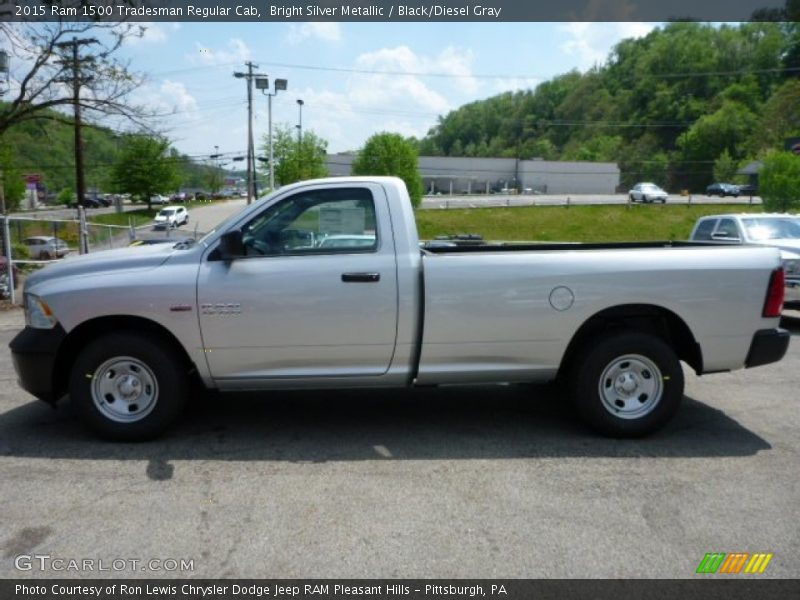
left=751, top=79, right=800, bottom=153
left=0, top=22, right=149, bottom=136
left=110, top=135, right=180, bottom=210
left=0, top=143, right=25, bottom=212
left=523, top=138, right=558, bottom=160
left=56, top=188, right=73, bottom=206
left=262, top=126, right=328, bottom=187
left=677, top=101, right=759, bottom=189
left=713, top=150, right=738, bottom=183
left=351, top=133, right=424, bottom=208
left=760, top=151, right=800, bottom=212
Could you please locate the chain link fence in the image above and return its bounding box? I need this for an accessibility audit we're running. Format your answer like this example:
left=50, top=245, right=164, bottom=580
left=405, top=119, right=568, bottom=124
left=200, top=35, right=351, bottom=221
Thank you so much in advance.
left=1, top=208, right=138, bottom=303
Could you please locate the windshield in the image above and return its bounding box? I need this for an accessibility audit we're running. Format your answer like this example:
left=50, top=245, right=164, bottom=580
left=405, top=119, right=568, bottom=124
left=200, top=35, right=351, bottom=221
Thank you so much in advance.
left=159, top=209, right=175, bottom=216
left=741, top=218, right=800, bottom=241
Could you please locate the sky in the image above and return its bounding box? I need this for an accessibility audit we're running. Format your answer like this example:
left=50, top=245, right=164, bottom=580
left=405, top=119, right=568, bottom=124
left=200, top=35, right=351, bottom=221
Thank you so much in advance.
left=110, top=21, right=657, bottom=165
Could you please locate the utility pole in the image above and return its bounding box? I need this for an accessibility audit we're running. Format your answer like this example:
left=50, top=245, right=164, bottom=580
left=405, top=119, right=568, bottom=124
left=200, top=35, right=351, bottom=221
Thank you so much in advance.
left=56, top=37, right=97, bottom=208
left=234, top=62, right=266, bottom=204
left=296, top=99, right=304, bottom=145
left=0, top=47, right=13, bottom=302
left=0, top=49, right=8, bottom=215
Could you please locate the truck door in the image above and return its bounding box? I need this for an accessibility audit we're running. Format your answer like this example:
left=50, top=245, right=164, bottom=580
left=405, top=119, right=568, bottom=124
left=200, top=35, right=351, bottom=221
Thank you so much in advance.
left=197, top=184, right=399, bottom=383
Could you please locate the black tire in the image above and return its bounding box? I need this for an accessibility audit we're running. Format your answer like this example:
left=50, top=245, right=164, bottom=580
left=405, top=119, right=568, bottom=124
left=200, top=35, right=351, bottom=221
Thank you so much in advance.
left=629, top=194, right=636, bottom=203
left=69, top=333, right=188, bottom=441
left=569, top=332, right=684, bottom=438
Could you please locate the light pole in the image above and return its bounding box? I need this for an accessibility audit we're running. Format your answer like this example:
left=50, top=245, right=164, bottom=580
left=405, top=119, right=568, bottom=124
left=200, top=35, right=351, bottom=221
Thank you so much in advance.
left=256, top=77, right=288, bottom=192
left=296, top=99, right=304, bottom=145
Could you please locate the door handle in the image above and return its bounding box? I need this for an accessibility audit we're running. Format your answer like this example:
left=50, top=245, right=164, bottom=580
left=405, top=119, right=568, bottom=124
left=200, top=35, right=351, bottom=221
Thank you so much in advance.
left=341, top=272, right=381, bottom=283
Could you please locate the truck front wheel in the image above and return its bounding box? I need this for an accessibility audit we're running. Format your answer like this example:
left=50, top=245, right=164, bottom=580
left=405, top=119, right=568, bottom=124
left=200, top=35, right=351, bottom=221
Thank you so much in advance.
left=69, top=333, right=188, bottom=441
left=570, top=332, right=683, bottom=437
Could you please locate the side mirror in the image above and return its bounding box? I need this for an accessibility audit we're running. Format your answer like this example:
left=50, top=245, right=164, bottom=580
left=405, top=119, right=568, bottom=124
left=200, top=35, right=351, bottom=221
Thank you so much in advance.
left=218, top=230, right=244, bottom=260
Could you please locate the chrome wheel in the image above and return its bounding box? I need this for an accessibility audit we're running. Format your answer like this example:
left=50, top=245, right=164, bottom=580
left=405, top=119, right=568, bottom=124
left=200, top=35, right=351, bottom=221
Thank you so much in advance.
left=91, top=356, right=159, bottom=423
left=598, top=354, right=663, bottom=420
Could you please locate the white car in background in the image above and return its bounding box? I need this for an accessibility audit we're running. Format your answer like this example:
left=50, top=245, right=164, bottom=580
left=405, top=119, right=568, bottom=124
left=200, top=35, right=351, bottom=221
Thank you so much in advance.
left=154, top=206, right=189, bottom=229
left=23, top=236, right=70, bottom=260
left=150, top=194, right=169, bottom=205
left=629, top=182, right=669, bottom=204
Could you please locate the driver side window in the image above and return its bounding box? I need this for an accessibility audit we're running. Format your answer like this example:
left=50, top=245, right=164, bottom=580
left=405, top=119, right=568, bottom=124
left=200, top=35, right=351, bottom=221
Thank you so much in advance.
left=241, top=188, right=378, bottom=257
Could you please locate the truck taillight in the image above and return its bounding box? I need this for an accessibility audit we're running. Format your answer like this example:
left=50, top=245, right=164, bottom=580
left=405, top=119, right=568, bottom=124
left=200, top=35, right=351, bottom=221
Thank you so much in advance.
left=763, top=268, right=785, bottom=318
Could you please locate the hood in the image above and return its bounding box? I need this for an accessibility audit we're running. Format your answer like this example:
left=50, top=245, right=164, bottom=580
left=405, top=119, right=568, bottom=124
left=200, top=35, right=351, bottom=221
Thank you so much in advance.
left=25, top=243, right=177, bottom=290
left=754, top=239, right=800, bottom=259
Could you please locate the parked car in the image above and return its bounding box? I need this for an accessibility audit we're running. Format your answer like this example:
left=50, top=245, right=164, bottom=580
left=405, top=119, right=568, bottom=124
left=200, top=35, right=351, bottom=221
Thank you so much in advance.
left=154, top=206, right=189, bottom=229
left=171, top=192, right=188, bottom=203
left=10, top=177, right=789, bottom=441
left=705, top=183, right=740, bottom=197
left=629, top=182, right=668, bottom=203
left=69, top=197, right=103, bottom=209
left=738, top=183, right=759, bottom=197
left=23, top=236, right=70, bottom=260
left=689, top=213, right=800, bottom=308
left=150, top=194, right=169, bottom=205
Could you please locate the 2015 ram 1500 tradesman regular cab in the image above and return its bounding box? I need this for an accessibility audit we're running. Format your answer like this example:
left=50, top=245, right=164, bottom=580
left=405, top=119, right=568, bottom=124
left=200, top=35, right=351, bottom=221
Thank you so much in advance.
left=10, top=177, right=790, bottom=440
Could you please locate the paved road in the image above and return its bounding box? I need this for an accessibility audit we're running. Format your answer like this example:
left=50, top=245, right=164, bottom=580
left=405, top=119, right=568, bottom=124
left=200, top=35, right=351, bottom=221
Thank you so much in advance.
left=0, top=307, right=797, bottom=579
left=134, top=199, right=247, bottom=242
left=421, top=193, right=762, bottom=209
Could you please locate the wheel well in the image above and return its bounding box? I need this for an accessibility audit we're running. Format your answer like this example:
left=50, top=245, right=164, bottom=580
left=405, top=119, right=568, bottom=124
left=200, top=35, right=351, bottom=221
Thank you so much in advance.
left=559, top=304, right=703, bottom=378
left=52, top=316, right=198, bottom=400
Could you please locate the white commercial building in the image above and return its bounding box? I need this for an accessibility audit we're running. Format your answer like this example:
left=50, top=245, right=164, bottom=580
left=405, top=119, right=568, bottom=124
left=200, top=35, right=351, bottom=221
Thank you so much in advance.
left=326, top=154, right=620, bottom=195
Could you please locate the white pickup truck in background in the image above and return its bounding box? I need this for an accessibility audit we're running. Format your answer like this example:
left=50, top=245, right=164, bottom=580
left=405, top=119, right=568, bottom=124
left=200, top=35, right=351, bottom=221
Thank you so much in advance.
left=689, top=213, right=800, bottom=308
left=10, top=177, right=790, bottom=441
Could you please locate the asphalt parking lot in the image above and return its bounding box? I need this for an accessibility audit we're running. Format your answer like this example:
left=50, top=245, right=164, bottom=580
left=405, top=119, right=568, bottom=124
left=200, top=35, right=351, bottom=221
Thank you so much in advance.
left=0, top=307, right=798, bottom=579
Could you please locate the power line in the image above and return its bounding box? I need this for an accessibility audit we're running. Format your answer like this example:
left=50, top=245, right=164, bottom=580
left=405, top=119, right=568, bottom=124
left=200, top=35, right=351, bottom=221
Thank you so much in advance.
left=254, top=59, right=800, bottom=81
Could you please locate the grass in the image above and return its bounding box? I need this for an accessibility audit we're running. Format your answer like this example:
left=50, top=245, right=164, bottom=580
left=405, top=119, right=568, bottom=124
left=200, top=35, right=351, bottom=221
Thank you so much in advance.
left=415, top=203, right=765, bottom=243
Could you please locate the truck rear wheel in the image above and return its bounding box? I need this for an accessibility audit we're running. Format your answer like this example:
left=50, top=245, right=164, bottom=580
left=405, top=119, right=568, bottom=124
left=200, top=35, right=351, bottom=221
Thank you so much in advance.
left=69, top=333, right=187, bottom=441
left=569, top=332, right=683, bottom=437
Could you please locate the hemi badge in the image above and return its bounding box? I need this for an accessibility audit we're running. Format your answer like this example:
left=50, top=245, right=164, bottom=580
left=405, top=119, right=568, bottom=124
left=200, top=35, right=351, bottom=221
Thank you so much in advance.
left=169, top=304, right=193, bottom=312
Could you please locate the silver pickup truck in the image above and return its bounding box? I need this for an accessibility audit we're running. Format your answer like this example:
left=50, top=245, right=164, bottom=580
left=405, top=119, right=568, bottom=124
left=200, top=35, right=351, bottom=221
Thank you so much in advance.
left=10, top=177, right=790, bottom=440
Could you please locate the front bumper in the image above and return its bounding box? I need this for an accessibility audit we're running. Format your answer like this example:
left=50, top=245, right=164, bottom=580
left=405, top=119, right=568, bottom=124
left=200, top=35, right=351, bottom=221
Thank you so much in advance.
left=745, top=328, right=790, bottom=369
left=9, top=325, right=66, bottom=404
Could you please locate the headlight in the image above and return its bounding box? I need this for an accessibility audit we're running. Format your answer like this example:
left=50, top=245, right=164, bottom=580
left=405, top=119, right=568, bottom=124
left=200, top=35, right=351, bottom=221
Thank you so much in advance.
left=783, top=259, right=800, bottom=276
left=25, top=294, right=58, bottom=329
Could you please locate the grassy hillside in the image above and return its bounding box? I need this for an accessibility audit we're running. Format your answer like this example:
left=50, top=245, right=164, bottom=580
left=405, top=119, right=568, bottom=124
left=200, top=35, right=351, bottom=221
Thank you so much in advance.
left=419, top=20, right=800, bottom=193
left=0, top=105, right=226, bottom=206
